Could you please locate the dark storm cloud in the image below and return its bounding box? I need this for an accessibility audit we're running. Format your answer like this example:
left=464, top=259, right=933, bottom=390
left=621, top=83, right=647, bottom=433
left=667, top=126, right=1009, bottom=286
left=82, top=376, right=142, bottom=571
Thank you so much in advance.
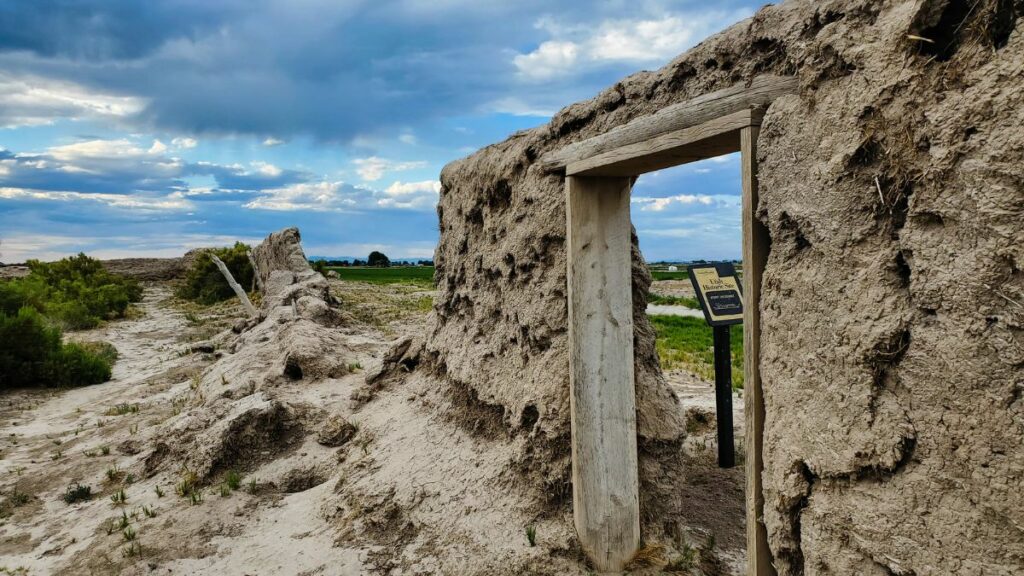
left=0, top=1, right=758, bottom=141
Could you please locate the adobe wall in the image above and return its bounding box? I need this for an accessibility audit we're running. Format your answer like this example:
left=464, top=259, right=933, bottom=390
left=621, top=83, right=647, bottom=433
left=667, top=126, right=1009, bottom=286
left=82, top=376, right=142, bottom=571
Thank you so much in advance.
left=428, top=0, right=1023, bottom=572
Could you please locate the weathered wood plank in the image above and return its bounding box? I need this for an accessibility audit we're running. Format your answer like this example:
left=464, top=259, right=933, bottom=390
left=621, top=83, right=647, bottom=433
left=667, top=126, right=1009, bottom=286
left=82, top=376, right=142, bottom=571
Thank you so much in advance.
left=565, top=175, right=640, bottom=572
left=540, top=74, right=796, bottom=173
left=741, top=126, right=775, bottom=576
left=566, top=108, right=761, bottom=177
left=210, top=253, right=258, bottom=318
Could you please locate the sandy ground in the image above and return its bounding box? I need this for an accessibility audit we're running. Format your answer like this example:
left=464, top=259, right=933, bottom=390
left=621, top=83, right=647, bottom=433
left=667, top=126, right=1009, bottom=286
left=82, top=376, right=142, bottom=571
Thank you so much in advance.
left=1, top=280, right=746, bottom=575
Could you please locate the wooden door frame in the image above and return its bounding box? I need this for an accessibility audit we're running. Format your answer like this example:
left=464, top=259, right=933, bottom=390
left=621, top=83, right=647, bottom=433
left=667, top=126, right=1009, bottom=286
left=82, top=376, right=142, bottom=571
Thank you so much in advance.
left=542, top=75, right=792, bottom=575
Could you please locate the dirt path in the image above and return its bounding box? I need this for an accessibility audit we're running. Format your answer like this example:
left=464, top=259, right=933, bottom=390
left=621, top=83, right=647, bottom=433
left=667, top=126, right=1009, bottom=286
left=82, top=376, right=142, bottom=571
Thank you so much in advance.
left=1, top=281, right=748, bottom=575
left=0, top=285, right=205, bottom=574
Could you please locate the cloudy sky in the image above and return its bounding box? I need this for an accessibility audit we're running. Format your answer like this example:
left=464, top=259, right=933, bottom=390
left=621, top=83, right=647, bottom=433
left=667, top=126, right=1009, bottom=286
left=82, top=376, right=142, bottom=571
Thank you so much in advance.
left=0, top=0, right=761, bottom=263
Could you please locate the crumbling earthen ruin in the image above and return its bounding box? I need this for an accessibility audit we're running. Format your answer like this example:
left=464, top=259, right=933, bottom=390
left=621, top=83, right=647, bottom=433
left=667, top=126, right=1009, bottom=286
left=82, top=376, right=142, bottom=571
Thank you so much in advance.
left=396, top=0, right=1024, bottom=573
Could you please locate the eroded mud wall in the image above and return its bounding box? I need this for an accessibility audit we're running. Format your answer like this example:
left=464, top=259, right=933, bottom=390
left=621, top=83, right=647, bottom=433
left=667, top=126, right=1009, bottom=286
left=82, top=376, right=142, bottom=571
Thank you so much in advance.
left=431, top=0, right=1023, bottom=572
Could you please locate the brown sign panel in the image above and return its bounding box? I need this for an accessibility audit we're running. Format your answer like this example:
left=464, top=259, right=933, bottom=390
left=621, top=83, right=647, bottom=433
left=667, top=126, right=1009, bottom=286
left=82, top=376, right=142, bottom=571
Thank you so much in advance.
left=688, top=262, right=743, bottom=326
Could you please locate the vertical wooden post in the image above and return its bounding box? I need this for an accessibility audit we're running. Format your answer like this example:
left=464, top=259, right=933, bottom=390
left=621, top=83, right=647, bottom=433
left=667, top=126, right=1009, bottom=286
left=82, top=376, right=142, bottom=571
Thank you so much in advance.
left=741, top=126, right=774, bottom=575
left=566, top=175, right=640, bottom=572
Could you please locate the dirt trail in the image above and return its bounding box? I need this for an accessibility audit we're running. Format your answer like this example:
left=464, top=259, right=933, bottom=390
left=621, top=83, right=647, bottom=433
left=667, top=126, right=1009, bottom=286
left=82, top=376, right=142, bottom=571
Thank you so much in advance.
left=0, top=285, right=201, bottom=574
left=1, top=280, right=747, bottom=575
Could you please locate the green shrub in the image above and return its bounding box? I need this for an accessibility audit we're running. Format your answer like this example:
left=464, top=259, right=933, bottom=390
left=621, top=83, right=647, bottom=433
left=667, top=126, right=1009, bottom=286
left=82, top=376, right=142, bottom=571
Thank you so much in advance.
left=176, top=243, right=254, bottom=304
left=0, top=253, right=142, bottom=330
left=0, top=307, right=113, bottom=389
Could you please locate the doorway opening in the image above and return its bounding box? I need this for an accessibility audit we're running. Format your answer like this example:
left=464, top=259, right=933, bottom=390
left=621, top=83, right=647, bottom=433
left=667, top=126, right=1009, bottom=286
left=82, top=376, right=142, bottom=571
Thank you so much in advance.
left=552, top=104, right=774, bottom=575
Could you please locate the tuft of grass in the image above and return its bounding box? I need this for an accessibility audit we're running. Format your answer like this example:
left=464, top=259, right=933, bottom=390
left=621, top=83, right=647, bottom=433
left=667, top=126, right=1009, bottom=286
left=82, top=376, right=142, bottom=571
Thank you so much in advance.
left=110, top=488, right=127, bottom=506
left=225, top=470, right=242, bottom=491
left=175, top=465, right=198, bottom=497
left=663, top=542, right=698, bottom=573
left=6, top=485, right=30, bottom=504
left=247, top=478, right=258, bottom=494
left=141, top=505, right=156, bottom=518
left=347, top=362, right=362, bottom=372
left=105, top=464, right=123, bottom=483
left=122, top=525, right=137, bottom=541
left=105, top=403, right=139, bottom=416
left=219, top=484, right=231, bottom=497
left=117, top=510, right=131, bottom=529
left=154, top=485, right=164, bottom=498
left=649, top=315, right=744, bottom=389
left=188, top=490, right=203, bottom=506
left=525, top=525, right=537, bottom=547
left=100, top=445, right=111, bottom=455
left=63, top=483, right=92, bottom=504
left=122, top=541, right=142, bottom=558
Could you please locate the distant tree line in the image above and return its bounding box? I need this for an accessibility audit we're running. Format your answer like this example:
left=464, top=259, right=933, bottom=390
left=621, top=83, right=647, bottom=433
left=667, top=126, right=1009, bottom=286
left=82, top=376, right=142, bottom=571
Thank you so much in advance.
left=308, top=252, right=434, bottom=269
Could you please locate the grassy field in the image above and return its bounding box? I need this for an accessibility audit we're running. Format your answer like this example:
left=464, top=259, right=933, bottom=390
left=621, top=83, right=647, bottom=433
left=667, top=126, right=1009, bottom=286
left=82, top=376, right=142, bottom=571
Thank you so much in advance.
left=326, top=266, right=434, bottom=287
left=649, top=315, right=744, bottom=390
left=650, top=269, right=690, bottom=281
left=647, top=293, right=700, bottom=308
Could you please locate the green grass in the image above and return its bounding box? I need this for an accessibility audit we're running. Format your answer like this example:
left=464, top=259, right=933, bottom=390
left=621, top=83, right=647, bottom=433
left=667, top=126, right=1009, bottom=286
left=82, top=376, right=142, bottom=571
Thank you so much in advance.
left=326, top=266, right=434, bottom=286
left=649, top=315, right=744, bottom=390
left=650, top=269, right=690, bottom=281
left=647, top=293, right=700, bottom=308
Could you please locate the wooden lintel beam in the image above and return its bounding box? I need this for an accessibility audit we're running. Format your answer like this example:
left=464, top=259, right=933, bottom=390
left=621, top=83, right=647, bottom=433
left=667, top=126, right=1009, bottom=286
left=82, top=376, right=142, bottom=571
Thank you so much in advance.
left=566, top=108, right=761, bottom=177
left=539, top=74, right=796, bottom=173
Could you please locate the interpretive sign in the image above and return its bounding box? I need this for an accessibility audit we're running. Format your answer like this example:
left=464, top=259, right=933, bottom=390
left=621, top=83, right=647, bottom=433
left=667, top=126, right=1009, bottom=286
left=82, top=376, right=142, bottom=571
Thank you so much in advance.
left=688, top=262, right=743, bottom=327
left=687, top=261, right=743, bottom=468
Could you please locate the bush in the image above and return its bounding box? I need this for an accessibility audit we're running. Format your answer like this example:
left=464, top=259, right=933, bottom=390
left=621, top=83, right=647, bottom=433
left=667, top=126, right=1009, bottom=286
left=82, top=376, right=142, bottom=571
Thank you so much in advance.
left=176, top=243, right=254, bottom=304
left=0, top=253, right=142, bottom=330
left=0, top=307, right=113, bottom=389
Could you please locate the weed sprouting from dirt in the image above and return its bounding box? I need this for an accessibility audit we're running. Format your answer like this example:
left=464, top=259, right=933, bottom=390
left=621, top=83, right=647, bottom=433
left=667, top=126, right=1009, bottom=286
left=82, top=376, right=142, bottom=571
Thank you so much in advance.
left=525, top=525, right=537, bottom=547
left=62, top=483, right=92, bottom=504
left=106, top=403, right=139, bottom=416
left=105, top=464, right=124, bottom=483
left=154, top=485, right=164, bottom=498
left=110, top=488, right=127, bottom=506
left=122, top=541, right=142, bottom=558
left=225, top=470, right=242, bottom=491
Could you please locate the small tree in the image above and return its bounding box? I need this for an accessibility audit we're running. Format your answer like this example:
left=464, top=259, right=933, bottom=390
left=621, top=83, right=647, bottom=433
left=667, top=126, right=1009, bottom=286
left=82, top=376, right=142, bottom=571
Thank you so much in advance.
left=367, top=251, right=390, bottom=268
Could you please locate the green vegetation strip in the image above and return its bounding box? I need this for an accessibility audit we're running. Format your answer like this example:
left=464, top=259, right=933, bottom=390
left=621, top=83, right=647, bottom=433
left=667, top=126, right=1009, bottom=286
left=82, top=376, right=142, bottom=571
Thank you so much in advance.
left=647, top=293, right=700, bottom=308
left=327, top=266, right=434, bottom=286
left=0, top=254, right=137, bottom=389
left=650, top=270, right=690, bottom=281
left=648, top=315, right=744, bottom=390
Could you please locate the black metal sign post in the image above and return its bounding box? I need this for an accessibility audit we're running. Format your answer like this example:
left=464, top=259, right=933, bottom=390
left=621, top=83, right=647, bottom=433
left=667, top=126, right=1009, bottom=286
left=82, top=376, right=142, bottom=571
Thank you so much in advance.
left=712, top=324, right=735, bottom=468
left=688, top=262, right=743, bottom=468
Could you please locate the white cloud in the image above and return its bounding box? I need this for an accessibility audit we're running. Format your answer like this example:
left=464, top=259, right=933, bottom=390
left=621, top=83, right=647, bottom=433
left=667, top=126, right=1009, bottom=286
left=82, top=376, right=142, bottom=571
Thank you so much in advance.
left=262, top=137, right=285, bottom=147
left=513, top=10, right=752, bottom=81
left=0, top=72, right=146, bottom=129
left=252, top=161, right=282, bottom=177
left=245, top=179, right=439, bottom=212
left=513, top=40, right=579, bottom=80
left=0, top=187, right=192, bottom=211
left=244, top=181, right=352, bottom=212
left=398, top=133, right=417, bottom=145
left=148, top=139, right=168, bottom=154
left=0, top=232, right=264, bottom=262
left=486, top=97, right=556, bottom=117
left=172, top=137, right=198, bottom=149
left=353, top=156, right=428, bottom=182
left=632, top=194, right=715, bottom=212
left=384, top=180, right=441, bottom=196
